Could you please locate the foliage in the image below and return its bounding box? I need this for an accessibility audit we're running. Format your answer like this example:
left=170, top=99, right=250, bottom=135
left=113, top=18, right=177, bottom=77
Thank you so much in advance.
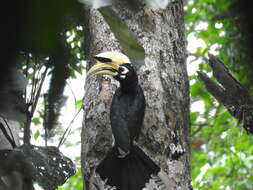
left=2, top=1, right=86, bottom=189
left=19, top=36, right=84, bottom=189
left=9, top=0, right=253, bottom=189
left=185, top=0, right=253, bottom=189
left=57, top=168, right=83, bottom=190
left=12, top=0, right=86, bottom=137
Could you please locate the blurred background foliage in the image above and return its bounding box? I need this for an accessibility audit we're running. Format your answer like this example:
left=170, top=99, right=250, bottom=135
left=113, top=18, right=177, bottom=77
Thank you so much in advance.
left=185, top=0, right=253, bottom=189
left=57, top=168, right=83, bottom=190
left=31, top=0, right=253, bottom=189
left=2, top=0, right=85, bottom=188
left=58, top=0, right=253, bottom=189
left=5, top=0, right=253, bottom=189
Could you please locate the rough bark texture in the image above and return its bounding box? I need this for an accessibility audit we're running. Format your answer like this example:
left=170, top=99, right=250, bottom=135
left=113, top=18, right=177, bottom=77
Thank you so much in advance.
left=81, top=1, right=191, bottom=189
left=198, top=54, right=253, bottom=134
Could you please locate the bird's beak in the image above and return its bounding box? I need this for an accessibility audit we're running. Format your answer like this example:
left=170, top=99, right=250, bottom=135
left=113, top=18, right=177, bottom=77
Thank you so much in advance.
left=87, top=63, right=119, bottom=77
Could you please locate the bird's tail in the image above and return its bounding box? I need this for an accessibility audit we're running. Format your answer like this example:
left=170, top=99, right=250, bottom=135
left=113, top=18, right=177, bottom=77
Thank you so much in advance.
left=96, top=145, right=160, bottom=190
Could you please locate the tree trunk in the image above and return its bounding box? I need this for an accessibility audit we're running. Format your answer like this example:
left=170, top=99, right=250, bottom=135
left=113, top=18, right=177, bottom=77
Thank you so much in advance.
left=81, top=1, right=191, bottom=189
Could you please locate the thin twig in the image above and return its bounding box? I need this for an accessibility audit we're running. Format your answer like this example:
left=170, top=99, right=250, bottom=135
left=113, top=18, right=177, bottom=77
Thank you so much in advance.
left=24, top=65, right=49, bottom=144
left=3, top=119, right=16, bottom=147
left=0, top=121, right=16, bottom=148
left=191, top=103, right=222, bottom=137
left=29, top=59, right=38, bottom=104
left=191, top=123, right=209, bottom=137
left=66, top=81, right=78, bottom=111
left=57, top=107, right=83, bottom=148
left=31, top=66, right=49, bottom=116
left=24, top=54, right=30, bottom=103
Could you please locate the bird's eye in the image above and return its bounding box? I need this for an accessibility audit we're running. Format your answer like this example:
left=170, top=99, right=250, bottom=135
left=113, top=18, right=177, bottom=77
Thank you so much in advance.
left=119, top=66, right=129, bottom=75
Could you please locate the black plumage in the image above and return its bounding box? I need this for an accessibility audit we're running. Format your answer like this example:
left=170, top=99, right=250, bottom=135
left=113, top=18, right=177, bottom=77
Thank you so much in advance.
left=88, top=56, right=160, bottom=190
left=110, top=64, right=145, bottom=153
left=97, top=146, right=160, bottom=190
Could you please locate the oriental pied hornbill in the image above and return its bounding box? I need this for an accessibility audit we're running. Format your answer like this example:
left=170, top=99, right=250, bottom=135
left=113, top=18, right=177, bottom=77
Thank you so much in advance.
left=87, top=52, right=160, bottom=190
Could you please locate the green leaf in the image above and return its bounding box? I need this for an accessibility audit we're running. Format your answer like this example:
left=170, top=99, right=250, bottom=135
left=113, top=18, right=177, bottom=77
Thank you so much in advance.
left=32, top=117, right=41, bottom=125
left=76, top=99, right=83, bottom=110
left=34, top=130, right=40, bottom=140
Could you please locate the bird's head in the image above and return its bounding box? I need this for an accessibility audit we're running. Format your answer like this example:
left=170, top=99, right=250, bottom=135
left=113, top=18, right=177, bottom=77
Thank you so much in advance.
left=87, top=51, right=137, bottom=83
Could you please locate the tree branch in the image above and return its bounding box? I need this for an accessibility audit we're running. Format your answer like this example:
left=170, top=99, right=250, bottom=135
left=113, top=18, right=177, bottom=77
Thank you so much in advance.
left=197, top=53, right=253, bottom=134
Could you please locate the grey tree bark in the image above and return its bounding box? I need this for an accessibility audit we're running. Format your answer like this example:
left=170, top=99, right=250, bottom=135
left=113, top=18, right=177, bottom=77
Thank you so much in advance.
left=81, top=1, right=191, bottom=189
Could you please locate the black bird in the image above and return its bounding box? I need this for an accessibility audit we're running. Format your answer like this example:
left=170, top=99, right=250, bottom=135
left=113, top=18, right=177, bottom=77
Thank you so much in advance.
left=87, top=52, right=160, bottom=190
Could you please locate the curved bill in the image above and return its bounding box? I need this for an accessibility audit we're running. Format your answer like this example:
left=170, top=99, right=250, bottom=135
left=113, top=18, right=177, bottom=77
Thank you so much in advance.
left=87, top=63, right=119, bottom=77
